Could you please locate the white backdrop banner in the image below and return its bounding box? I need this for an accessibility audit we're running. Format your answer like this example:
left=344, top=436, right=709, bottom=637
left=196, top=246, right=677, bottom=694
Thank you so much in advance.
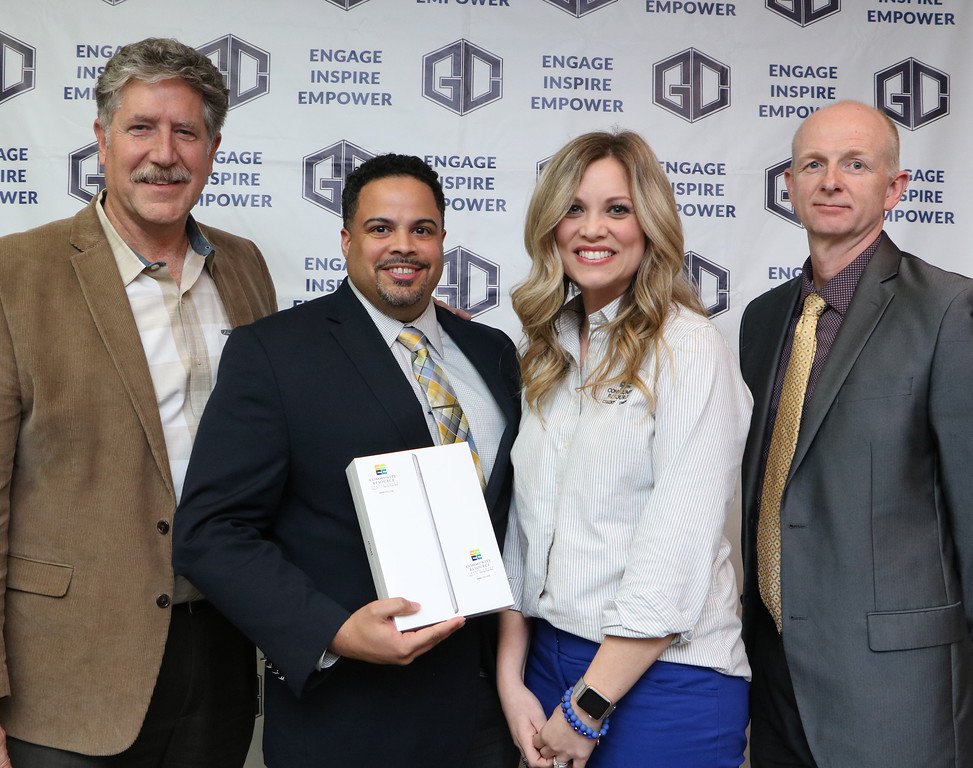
left=1, top=0, right=969, bottom=344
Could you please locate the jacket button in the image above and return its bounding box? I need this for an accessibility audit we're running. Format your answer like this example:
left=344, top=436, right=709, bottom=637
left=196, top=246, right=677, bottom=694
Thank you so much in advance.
left=157, top=520, right=170, bottom=535
left=156, top=594, right=170, bottom=608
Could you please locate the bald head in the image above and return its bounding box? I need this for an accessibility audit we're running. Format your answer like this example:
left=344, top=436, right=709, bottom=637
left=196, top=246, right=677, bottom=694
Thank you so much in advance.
left=792, top=101, right=900, bottom=178
left=784, top=98, right=910, bottom=277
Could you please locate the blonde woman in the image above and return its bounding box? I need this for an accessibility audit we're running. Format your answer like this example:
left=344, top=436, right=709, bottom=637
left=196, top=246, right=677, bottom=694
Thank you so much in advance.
left=498, top=131, right=752, bottom=768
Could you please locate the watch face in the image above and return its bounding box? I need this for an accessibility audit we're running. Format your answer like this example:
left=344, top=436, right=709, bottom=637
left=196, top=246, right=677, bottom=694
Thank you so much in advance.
left=577, top=687, right=611, bottom=720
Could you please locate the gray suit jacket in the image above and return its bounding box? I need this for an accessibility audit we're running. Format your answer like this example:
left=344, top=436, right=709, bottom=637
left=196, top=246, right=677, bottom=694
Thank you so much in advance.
left=739, top=234, right=973, bottom=767
left=0, top=198, right=277, bottom=754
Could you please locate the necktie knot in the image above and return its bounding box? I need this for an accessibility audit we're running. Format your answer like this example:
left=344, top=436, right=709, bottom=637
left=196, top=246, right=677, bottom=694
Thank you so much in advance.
left=398, top=327, right=428, bottom=355
left=803, top=292, right=827, bottom=318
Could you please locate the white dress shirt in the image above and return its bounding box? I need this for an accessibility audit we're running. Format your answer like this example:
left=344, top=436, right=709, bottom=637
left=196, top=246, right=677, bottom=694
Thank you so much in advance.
left=504, top=296, right=752, bottom=678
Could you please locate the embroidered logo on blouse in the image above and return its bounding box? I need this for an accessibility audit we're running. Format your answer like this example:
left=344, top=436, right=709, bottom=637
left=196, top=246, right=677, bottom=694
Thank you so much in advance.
left=601, top=381, right=633, bottom=405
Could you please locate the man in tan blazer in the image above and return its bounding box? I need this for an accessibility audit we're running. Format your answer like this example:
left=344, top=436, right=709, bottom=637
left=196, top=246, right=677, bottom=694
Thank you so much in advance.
left=0, top=39, right=276, bottom=766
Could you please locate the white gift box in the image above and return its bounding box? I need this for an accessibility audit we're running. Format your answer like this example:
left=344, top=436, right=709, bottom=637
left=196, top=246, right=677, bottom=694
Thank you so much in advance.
left=346, top=442, right=513, bottom=631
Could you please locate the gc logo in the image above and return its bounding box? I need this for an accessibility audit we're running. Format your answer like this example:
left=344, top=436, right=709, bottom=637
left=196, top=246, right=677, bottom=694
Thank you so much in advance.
left=542, top=0, right=617, bottom=17
left=875, top=58, right=949, bottom=131
left=536, top=156, right=553, bottom=179
left=101, top=0, right=128, bottom=4
left=653, top=48, right=730, bottom=123
left=434, top=247, right=501, bottom=317
left=324, top=0, right=370, bottom=7
left=197, top=35, right=270, bottom=109
left=0, top=31, right=35, bottom=106
left=423, top=40, right=502, bottom=116
left=68, top=142, right=105, bottom=204
left=764, top=158, right=802, bottom=228
left=683, top=252, right=729, bottom=317
left=765, top=0, right=840, bottom=27
left=303, top=140, right=374, bottom=217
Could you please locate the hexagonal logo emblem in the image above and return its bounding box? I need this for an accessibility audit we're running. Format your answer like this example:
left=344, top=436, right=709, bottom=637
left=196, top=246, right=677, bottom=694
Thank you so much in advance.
left=435, top=247, right=501, bottom=317
left=67, top=142, right=105, bottom=203
left=536, top=155, right=553, bottom=179
left=423, top=40, right=502, bottom=116
left=302, top=140, right=374, bottom=217
left=653, top=48, right=730, bottom=123
left=0, top=31, right=36, bottom=106
left=875, top=58, right=949, bottom=131
left=765, top=158, right=802, bottom=228
left=197, top=35, right=271, bottom=109
left=684, top=251, right=730, bottom=317
left=765, top=0, right=840, bottom=27
left=542, top=0, right=617, bottom=17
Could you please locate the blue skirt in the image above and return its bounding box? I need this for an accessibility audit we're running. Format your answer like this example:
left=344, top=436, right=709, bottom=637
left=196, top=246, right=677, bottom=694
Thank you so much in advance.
left=525, top=620, right=749, bottom=768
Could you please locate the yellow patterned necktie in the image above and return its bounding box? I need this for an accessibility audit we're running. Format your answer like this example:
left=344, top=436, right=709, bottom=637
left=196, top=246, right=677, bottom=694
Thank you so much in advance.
left=757, top=292, right=828, bottom=633
left=398, top=327, right=486, bottom=489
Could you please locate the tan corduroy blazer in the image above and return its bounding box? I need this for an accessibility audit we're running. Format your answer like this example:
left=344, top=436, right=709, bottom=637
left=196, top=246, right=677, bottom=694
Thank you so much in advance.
left=0, top=197, right=277, bottom=755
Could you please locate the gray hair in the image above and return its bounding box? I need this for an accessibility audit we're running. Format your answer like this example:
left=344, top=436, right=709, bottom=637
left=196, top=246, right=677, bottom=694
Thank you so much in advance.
left=96, top=38, right=229, bottom=144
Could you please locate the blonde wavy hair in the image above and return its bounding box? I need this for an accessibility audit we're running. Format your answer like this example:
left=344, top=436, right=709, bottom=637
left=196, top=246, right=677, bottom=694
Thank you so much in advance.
left=512, top=130, right=704, bottom=412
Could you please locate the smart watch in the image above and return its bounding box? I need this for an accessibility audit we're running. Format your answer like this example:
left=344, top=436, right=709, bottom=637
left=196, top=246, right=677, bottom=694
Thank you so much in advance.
left=572, top=677, right=615, bottom=720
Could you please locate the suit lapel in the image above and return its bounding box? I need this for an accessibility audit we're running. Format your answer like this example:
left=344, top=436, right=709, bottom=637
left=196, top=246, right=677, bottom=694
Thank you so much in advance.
left=69, top=203, right=174, bottom=494
left=325, top=282, right=434, bottom=447
left=740, top=280, right=801, bottom=511
left=438, top=309, right=518, bottom=427
left=205, top=231, right=262, bottom=329
left=438, top=308, right=518, bottom=511
left=787, top=238, right=900, bottom=480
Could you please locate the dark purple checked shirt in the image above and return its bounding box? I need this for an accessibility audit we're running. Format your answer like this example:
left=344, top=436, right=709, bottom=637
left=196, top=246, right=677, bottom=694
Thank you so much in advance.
left=762, top=234, right=883, bottom=462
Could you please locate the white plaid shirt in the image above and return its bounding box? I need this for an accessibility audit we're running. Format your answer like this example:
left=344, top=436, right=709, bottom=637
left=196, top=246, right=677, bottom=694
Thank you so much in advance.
left=96, top=194, right=231, bottom=603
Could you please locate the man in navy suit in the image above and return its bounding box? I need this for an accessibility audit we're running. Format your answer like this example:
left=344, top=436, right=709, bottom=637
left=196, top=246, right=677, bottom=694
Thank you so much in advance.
left=173, top=155, right=520, bottom=767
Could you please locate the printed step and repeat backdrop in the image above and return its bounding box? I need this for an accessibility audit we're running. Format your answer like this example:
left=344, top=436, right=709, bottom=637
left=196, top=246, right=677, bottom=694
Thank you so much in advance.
left=0, top=1, right=967, bottom=763
left=1, top=0, right=968, bottom=341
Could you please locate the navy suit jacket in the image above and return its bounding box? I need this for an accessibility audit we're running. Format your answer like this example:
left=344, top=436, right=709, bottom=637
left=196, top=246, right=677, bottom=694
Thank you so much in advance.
left=739, top=234, right=973, bottom=767
left=173, top=279, right=520, bottom=767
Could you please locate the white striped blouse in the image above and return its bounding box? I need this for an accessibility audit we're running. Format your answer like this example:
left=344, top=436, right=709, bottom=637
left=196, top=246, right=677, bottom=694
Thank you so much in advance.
left=504, top=296, right=752, bottom=678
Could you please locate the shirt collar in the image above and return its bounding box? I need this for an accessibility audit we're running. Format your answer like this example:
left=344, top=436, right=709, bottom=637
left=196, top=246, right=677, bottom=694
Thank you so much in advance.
left=346, top=278, right=443, bottom=353
left=556, top=293, right=625, bottom=364
left=587, top=294, right=624, bottom=329
left=558, top=294, right=624, bottom=334
left=94, top=190, right=214, bottom=287
left=799, top=233, right=883, bottom=317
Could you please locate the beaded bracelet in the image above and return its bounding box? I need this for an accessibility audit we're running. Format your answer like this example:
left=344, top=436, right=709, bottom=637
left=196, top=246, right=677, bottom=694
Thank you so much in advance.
left=560, top=688, right=611, bottom=740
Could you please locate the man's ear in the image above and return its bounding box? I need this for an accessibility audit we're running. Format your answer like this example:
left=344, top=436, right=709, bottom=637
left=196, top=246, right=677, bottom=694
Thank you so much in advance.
left=884, top=170, right=910, bottom=212
left=94, top=119, right=108, bottom=164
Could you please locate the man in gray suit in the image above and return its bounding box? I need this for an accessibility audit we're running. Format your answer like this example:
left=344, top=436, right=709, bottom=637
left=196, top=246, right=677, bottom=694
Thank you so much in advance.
left=740, top=100, right=973, bottom=767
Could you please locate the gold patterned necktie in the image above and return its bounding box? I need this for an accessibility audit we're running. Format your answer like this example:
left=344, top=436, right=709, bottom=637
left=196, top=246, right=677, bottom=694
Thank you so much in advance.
left=398, top=327, right=486, bottom=489
left=757, top=292, right=828, bottom=633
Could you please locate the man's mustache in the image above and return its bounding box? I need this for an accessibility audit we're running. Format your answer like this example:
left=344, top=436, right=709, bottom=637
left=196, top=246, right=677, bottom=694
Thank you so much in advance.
left=376, top=257, right=428, bottom=270
left=130, top=164, right=192, bottom=184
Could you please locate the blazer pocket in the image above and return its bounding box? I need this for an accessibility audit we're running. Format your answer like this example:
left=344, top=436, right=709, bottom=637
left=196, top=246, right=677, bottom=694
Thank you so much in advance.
left=6, top=554, right=74, bottom=597
left=867, top=601, right=966, bottom=652
left=837, top=375, right=913, bottom=403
